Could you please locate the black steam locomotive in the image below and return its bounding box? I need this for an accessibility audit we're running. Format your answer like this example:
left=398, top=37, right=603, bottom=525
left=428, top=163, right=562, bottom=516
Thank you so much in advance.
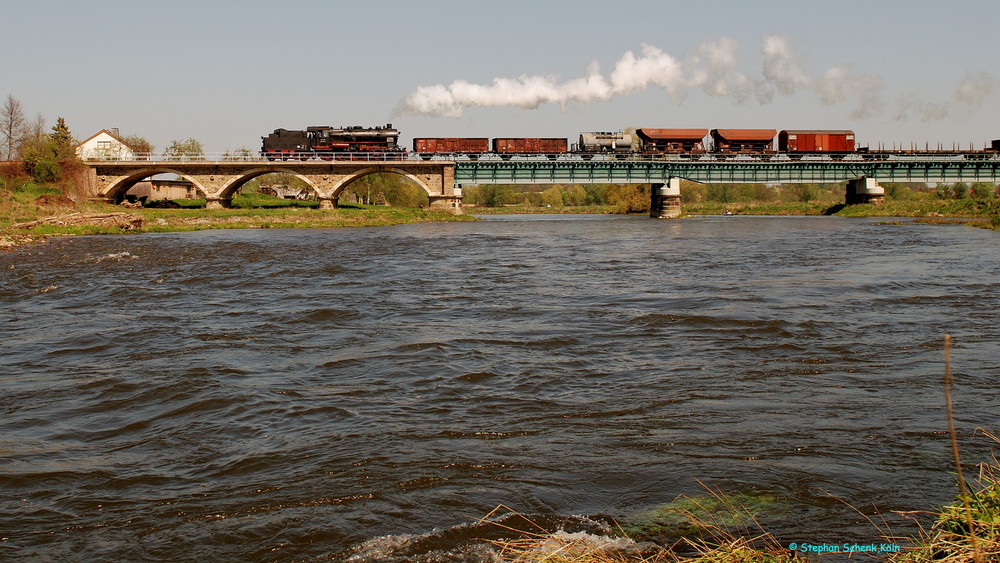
left=262, top=124, right=403, bottom=160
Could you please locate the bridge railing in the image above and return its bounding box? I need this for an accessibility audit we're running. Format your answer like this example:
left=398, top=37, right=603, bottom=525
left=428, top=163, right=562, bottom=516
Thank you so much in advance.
left=82, top=151, right=1000, bottom=163
left=82, top=151, right=414, bottom=162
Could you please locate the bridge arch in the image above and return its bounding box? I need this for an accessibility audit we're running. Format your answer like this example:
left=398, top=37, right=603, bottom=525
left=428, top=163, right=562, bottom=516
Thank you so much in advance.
left=100, top=168, right=210, bottom=202
left=218, top=168, right=318, bottom=200
left=84, top=160, right=460, bottom=212
left=329, top=167, right=436, bottom=199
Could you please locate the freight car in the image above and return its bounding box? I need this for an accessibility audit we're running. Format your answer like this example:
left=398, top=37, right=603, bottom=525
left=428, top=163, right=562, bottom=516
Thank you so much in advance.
left=262, top=124, right=402, bottom=160
left=577, top=131, right=634, bottom=154
left=636, top=128, right=708, bottom=154
left=710, top=129, right=777, bottom=153
left=778, top=130, right=855, bottom=155
left=413, top=138, right=489, bottom=159
left=491, top=138, right=568, bottom=159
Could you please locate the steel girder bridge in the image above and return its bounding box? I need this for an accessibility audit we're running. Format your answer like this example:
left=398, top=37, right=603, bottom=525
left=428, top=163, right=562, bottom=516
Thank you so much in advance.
left=453, top=157, right=1000, bottom=185
left=453, top=157, right=1000, bottom=217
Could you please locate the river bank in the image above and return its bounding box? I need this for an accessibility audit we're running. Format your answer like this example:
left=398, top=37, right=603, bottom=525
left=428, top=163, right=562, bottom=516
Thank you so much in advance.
left=0, top=202, right=475, bottom=250
left=4, top=191, right=999, bottom=251
left=468, top=199, right=1000, bottom=225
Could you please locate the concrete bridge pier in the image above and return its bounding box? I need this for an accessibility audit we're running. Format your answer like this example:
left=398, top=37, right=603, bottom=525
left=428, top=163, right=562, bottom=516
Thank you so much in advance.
left=846, top=177, right=885, bottom=205
left=429, top=189, right=463, bottom=213
left=650, top=177, right=682, bottom=218
left=205, top=197, right=231, bottom=209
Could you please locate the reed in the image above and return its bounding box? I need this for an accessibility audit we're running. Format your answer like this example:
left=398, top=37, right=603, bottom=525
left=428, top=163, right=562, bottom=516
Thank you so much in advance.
left=889, top=336, right=998, bottom=562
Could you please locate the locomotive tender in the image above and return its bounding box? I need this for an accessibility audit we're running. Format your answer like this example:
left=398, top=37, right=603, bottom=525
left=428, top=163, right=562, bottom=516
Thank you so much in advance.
left=263, top=124, right=997, bottom=160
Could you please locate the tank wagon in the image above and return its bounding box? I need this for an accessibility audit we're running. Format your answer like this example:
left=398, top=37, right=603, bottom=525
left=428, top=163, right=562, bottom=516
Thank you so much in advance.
left=577, top=131, right=634, bottom=154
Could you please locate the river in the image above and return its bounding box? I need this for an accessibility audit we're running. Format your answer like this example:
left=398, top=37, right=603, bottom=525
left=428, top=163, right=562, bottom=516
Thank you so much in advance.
left=1, top=214, right=998, bottom=561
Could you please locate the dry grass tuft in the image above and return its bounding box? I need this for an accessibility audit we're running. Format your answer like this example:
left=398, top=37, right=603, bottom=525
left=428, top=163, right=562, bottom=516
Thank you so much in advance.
left=480, top=496, right=801, bottom=563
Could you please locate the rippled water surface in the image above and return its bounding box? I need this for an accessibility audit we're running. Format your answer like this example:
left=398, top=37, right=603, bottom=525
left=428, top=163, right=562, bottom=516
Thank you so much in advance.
left=2, top=215, right=998, bottom=561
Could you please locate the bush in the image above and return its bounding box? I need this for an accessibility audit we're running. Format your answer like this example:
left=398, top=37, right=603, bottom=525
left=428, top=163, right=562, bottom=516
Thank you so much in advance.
left=606, top=184, right=649, bottom=213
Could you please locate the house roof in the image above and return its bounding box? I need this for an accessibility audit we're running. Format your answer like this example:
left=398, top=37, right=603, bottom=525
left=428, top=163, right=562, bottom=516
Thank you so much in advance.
left=75, top=129, right=129, bottom=148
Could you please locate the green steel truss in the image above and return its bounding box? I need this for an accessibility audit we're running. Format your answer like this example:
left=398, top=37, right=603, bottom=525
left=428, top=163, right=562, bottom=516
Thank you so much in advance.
left=454, top=158, right=1000, bottom=185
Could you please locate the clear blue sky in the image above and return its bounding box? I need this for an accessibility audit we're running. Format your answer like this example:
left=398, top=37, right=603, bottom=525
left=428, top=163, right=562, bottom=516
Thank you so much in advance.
left=3, top=0, right=997, bottom=153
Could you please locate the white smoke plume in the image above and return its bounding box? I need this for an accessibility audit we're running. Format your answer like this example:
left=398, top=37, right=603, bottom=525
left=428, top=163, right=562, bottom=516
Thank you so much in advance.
left=394, top=35, right=992, bottom=122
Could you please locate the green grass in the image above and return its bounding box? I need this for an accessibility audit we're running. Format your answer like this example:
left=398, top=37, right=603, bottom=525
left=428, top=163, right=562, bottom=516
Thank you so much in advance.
left=1, top=182, right=476, bottom=248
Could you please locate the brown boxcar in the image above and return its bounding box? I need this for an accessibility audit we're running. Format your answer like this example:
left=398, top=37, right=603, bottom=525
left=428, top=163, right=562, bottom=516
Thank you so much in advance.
left=710, top=129, right=777, bottom=152
left=413, top=138, right=489, bottom=154
left=636, top=128, right=708, bottom=153
left=491, top=138, right=568, bottom=154
left=778, top=130, right=855, bottom=153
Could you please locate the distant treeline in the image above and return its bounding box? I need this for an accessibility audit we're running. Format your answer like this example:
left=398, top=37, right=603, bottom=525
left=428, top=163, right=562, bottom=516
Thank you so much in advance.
left=463, top=180, right=999, bottom=213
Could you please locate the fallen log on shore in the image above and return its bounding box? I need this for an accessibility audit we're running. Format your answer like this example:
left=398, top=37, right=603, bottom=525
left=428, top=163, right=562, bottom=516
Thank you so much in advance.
left=13, top=212, right=143, bottom=231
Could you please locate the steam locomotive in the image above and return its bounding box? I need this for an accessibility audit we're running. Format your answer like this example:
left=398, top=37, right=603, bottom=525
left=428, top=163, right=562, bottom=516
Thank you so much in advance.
left=262, top=124, right=403, bottom=160
left=263, top=124, right=999, bottom=161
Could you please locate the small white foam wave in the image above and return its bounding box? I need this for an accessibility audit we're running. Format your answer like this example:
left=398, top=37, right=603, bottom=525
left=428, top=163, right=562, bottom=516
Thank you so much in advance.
left=526, top=530, right=643, bottom=557
left=96, top=251, right=138, bottom=262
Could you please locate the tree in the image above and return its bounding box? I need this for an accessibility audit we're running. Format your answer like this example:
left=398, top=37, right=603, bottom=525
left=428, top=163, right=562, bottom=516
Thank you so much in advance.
left=753, top=184, right=777, bottom=201
left=164, top=138, right=204, bottom=160
left=584, top=184, right=608, bottom=205
left=25, top=113, right=46, bottom=145
left=606, top=183, right=649, bottom=213
left=788, top=183, right=818, bottom=203
left=541, top=185, right=564, bottom=207
left=471, top=185, right=514, bottom=207
left=707, top=184, right=738, bottom=203
left=49, top=117, right=75, bottom=159
left=122, top=134, right=154, bottom=156
left=563, top=184, right=587, bottom=206
left=1, top=94, right=27, bottom=161
left=18, top=117, right=79, bottom=182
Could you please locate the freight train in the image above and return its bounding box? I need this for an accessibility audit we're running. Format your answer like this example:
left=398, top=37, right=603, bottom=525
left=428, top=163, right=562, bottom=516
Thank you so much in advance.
left=262, top=125, right=999, bottom=161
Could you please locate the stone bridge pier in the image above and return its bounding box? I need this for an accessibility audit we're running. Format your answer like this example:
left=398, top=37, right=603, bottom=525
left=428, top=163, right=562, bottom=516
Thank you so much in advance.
left=84, top=160, right=462, bottom=213
left=649, top=178, right=682, bottom=218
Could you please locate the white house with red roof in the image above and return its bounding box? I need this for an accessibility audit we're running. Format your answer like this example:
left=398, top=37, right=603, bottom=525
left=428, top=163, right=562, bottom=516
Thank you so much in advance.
left=76, top=128, right=136, bottom=161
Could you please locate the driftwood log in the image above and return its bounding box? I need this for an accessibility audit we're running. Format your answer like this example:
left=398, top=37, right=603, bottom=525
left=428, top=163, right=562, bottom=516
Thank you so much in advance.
left=13, top=212, right=143, bottom=231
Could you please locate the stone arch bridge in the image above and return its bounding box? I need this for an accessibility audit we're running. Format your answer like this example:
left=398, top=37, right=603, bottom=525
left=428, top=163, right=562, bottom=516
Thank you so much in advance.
left=83, top=156, right=1000, bottom=218
left=84, top=160, right=462, bottom=212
